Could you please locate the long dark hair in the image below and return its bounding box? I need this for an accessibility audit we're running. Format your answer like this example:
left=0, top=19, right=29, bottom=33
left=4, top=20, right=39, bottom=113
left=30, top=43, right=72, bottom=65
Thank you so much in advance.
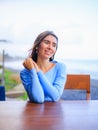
left=29, top=31, right=58, bottom=62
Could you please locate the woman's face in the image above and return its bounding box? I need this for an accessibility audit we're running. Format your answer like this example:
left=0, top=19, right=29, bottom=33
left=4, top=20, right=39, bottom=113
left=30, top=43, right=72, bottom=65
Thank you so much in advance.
left=37, top=35, right=57, bottom=60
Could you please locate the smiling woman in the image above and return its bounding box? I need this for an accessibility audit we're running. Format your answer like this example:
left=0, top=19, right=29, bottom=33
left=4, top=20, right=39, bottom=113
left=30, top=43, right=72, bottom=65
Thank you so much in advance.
left=20, top=30, right=67, bottom=103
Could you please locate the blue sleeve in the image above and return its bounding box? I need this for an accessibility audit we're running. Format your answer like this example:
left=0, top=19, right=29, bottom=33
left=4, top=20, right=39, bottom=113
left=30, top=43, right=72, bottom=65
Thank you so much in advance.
left=37, top=63, right=66, bottom=101
left=20, top=68, right=44, bottom=103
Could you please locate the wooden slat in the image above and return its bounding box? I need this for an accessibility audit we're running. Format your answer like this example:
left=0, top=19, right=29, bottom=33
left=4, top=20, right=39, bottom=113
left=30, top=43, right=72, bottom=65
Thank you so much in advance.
left=64, top=74, right=90, bottom=100
left=6, top=91, right=24, bottom=98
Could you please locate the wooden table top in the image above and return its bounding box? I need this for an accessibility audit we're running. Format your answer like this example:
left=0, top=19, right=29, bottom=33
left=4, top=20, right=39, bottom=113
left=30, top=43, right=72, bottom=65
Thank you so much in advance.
left=0, top=100, right=98, bottom=130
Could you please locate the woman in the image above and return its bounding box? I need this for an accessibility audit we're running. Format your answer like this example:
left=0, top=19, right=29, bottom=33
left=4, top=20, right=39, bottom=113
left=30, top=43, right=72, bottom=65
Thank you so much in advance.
left=20, top=30, right=66, bottom=103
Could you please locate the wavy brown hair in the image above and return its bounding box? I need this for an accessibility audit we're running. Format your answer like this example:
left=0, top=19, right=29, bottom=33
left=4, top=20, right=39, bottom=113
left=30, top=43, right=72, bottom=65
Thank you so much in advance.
left=29, top=31, right=58, bottom=62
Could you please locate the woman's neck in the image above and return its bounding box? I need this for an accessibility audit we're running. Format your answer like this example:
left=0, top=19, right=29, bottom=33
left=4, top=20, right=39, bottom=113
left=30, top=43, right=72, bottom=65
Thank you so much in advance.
left=37, top=59, right=54, bottom=73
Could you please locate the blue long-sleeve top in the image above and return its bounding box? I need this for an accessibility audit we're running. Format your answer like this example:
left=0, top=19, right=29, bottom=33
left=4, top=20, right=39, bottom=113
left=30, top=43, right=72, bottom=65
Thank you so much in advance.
left=20, top=61, right=66, bottom=103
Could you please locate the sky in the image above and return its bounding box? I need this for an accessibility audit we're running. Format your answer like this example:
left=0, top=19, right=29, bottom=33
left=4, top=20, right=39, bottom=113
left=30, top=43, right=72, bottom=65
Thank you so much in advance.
left=0, top=0, right=98, bottom=60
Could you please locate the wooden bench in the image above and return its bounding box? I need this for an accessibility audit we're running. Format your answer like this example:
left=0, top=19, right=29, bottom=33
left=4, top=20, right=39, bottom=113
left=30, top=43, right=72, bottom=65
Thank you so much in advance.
left=64, top=74, right=90, bottom=100
left=6, top=90, right=24, bottom=98
left=6, top=83, right=25, bottom=98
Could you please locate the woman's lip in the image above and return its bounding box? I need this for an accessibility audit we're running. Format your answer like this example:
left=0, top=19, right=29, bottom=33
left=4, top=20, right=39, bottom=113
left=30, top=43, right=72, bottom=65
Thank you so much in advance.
left=45, top=52, right=51, bottom=55
left=45, top=50, right=52, bottom=54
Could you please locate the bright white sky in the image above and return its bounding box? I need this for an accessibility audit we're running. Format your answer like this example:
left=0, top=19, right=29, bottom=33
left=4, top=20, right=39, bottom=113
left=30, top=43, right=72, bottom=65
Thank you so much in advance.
left=0, top=0, right=98, bottom=60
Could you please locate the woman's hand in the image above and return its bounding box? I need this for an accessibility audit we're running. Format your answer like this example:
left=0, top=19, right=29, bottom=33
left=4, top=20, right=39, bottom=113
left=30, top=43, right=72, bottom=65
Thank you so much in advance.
left=23, top=58, right=40, bottom=72
left=23, top=58, right=34, bottom=70
left=33, top=62, right=40, bottom=72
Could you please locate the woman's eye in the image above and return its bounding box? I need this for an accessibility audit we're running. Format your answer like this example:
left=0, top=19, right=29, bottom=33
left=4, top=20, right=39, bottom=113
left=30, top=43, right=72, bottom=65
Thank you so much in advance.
left=53, top=44, right=56, bottom=47
left=44, top=40, right=49, bottom=44
left=43, top=40, right=57, bottom=48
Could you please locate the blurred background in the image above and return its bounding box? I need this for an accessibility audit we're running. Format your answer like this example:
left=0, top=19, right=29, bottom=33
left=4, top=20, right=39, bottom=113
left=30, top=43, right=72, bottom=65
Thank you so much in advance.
left=0, top=0, right=98, bottom=100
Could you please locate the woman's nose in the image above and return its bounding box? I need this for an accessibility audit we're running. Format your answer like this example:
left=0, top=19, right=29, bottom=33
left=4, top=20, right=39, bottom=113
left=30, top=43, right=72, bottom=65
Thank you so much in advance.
left=48, top=44, right=53, bottom=49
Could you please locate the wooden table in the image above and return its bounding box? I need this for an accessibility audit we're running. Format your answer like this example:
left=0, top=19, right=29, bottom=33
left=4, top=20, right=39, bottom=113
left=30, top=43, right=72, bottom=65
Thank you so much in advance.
left=0, top=100, right=98, bottom=130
